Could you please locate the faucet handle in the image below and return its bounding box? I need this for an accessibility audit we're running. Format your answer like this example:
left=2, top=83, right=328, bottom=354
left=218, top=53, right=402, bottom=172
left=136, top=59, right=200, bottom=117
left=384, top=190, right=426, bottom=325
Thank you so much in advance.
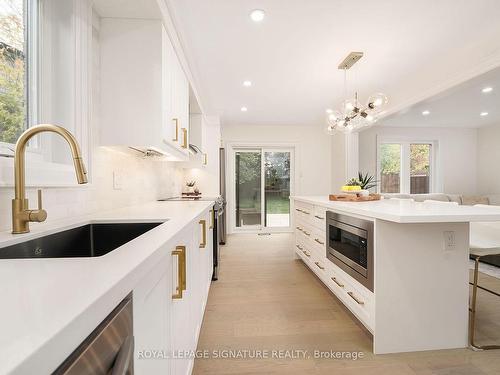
left=28, top=189, right=47, bottom=223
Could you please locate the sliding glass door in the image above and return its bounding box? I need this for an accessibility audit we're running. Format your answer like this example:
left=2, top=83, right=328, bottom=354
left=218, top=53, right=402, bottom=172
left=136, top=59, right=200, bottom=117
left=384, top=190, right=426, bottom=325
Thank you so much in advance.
left=234, top=147, right=293, bottom=231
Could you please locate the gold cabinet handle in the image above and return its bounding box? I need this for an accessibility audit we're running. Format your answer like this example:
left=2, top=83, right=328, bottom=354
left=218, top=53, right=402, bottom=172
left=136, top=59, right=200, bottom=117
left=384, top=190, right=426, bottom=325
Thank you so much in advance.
left=314, top=215, right=325, bottom=220
left=209, top=210, right=214, bottom=229
left=296, top=244, right=303, bottom=251
left=295, top=208, right=302, bottom=213
left=302, top=210, right=310, bottom=215
left=172, top=245, right=186, bottom=299
left=203, top=153, right=208, bottom=165
left=347, top=291, right=364, bottom=305
left=172, top=118, right=179, bottom=141
left=302, top=250, right=311, bottom=257
left=303, top=231, right=310, bottom=236
left=295, top=226, right=303, bottom=231
left=181, top=128, right=188, bottom=149
left=314, top=262, right=325, bottom=270
left=199, top=219, right=207, bottom=248
left=331, top=277, right=344, bottom=288
left=314, top=238, right=324, bottom=245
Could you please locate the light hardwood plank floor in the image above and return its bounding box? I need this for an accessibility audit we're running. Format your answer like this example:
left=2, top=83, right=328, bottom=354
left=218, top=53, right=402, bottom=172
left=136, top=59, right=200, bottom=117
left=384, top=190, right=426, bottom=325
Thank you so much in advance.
left=193, top=234, right=500, bottom=375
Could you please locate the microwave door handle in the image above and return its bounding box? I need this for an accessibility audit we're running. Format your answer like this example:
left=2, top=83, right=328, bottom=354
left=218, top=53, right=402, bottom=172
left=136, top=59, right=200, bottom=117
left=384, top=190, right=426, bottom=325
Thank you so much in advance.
left=329, top=220, right=367, bottom=238
left=111, top=335, right=134, bottom=375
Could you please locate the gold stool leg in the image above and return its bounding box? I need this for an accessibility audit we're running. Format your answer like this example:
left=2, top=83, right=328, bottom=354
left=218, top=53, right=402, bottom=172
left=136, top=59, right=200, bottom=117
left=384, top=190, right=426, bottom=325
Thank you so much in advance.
left=469, top=256, right=500, bottom=350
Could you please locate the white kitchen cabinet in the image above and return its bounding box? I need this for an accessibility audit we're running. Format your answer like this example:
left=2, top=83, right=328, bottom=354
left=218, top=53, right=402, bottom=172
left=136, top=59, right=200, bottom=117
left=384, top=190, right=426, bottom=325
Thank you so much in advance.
left=99, top=18, right=190, bottom=160
left=133, top=251, right=172, bottom=375
left=132, top=205, right=214, bottom=375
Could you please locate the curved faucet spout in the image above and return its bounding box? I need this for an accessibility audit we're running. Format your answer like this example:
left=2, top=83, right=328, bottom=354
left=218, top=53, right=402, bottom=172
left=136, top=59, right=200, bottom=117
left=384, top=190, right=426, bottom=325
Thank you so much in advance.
left=12, top=124, right=88, bottom=233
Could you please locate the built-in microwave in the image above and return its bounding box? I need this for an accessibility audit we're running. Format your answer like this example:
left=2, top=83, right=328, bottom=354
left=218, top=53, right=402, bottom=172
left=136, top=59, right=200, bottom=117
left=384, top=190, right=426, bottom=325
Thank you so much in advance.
left=326, top=212, right=374, bottom=291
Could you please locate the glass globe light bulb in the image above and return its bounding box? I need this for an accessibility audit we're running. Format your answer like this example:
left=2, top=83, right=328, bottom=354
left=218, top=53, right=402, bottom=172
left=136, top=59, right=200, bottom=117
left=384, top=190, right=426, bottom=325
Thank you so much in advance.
left=325, top=124, right=337, bottom=135
left=368, top=93, right=388, bottom=109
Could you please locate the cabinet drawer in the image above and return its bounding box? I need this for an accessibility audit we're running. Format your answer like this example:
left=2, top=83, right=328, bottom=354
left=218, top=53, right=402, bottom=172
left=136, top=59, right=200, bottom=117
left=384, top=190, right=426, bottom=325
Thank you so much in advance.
left=312, top=205, right=327, bottom=231
left=294, top=201, right=313, bottom=223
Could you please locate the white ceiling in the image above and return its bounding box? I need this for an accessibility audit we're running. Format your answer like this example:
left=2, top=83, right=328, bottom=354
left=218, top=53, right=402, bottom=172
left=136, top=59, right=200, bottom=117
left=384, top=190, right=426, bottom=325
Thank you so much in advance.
left=380, top=66, right=500, bottom=128
left=168, top=0, right=500, bottom=127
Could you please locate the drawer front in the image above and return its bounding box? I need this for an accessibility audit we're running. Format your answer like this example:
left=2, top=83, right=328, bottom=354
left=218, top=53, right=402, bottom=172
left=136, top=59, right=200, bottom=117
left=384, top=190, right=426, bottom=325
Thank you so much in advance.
left=294, top=201, right=313, bottom=224
left=312, top=205, right=327, bottom=231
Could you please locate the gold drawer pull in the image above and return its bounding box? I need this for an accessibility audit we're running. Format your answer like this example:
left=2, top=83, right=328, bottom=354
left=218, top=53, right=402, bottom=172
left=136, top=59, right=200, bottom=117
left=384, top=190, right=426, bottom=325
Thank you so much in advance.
left=172, top=118, right=179, bottom=141
left=295, top=208, right=302, bottom=213
left=296, top=244, right=303, bottom=250
left=181, top=128, right=188, bottom=148
left=303, top=231, right=310, bottom=236
left=172, top=245, right=186, bottom=299
left=314, top=238, right=324, bottom=245
left=295, top=226, right=302, bottom=231
left=302, top=250, right=311, bottom=257
left=209, top=209, right=214, bottom=229
left=314, top=215, right=325, bottom=220
left=302, top=210, right=310, bottom=215
left=314, top=262, right=325, bottom=270
left=347, top=291, right=364, bottom=305
left=331, top=277, right=344, bottom=288
left=199, top=219, right=207, bottom=248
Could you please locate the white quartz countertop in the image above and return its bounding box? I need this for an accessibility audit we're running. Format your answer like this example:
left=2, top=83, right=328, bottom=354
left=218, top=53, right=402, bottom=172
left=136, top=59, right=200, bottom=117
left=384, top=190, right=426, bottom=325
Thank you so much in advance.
left=293, top=196, right=500, bottom=223
left=0, top=200, right=214, bottom=375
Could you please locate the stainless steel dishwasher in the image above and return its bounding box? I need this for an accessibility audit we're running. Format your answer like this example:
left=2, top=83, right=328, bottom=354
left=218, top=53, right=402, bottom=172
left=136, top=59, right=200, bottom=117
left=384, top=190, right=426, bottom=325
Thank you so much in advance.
left=53, top=294, right=134, bottom=375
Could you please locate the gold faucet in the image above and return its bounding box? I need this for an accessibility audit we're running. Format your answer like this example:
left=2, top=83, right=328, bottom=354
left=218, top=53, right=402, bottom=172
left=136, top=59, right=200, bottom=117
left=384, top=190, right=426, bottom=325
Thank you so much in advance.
left=12, top=124, right=88, bottom=234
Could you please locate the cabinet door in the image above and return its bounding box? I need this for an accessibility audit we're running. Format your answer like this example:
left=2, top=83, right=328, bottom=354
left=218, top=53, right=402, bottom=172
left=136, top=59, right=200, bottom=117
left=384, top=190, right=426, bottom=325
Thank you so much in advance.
left=162, top=27, right=177, bottom=149
left=170, top=227, right=194, bottom=375
left=173, top=57, right=190, bottom=155
left=133, top=252, right=172, bottom=375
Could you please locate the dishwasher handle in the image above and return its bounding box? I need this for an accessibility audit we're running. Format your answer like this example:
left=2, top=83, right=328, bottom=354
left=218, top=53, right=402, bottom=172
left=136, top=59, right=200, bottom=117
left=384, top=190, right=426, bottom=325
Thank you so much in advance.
left=111, top=335, right=134, bottom=375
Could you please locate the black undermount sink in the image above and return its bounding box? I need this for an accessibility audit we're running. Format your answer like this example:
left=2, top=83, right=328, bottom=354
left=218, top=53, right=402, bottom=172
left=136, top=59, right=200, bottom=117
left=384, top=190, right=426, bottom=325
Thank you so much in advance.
left=0, top=222, right=163, bottom=259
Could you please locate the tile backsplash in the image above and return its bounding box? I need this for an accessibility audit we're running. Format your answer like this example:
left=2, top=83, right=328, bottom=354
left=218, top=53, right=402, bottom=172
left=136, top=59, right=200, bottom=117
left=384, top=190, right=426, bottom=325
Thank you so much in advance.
left=0, top=147, right=183, bottom=232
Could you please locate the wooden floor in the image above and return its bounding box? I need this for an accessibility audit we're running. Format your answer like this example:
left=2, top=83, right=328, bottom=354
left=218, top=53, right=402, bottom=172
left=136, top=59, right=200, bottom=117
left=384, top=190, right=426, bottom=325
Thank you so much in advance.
left=193, top=234, right=500, bottom=375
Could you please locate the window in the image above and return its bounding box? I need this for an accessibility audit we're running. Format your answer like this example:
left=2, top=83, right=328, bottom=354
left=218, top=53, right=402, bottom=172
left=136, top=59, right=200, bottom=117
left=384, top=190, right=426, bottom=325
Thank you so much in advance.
left=378, top=140, right=435, bottom=194
left=0, top=0, right=37, bottom=147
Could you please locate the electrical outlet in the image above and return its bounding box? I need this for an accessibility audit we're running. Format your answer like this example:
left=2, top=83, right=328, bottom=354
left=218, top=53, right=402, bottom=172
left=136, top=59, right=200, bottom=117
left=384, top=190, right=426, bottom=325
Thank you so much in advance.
left=113, top=171, right=123, bottom=190
left=443, top=231, right=456, bottom=251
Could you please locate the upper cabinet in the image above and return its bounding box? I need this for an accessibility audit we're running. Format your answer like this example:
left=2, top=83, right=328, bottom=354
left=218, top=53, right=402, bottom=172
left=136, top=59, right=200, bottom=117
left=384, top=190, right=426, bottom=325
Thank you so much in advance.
left=99, top=15, right=190, bottom=160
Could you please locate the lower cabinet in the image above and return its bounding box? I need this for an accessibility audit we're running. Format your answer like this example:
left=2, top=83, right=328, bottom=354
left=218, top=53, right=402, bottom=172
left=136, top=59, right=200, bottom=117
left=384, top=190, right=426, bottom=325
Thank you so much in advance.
left=133, top=207, right=213, bottom=375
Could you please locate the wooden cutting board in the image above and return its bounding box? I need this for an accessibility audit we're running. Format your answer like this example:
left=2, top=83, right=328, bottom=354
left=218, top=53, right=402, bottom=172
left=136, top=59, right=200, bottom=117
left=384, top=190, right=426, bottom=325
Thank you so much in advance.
left=329, top=193, right=382, bottom=202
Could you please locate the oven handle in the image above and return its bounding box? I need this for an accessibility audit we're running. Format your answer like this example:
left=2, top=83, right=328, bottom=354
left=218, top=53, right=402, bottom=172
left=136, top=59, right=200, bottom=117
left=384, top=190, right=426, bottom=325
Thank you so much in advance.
left=328, top=219, right=367, bottom=238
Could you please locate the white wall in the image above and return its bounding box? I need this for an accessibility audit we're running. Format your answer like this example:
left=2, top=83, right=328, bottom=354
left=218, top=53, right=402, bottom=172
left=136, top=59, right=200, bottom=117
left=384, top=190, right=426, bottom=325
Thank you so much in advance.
left=358, top=126, right=478, bottom=195
left=221, top=124, right=332, bottom=196
left=477, top=123, right=500, bottom=194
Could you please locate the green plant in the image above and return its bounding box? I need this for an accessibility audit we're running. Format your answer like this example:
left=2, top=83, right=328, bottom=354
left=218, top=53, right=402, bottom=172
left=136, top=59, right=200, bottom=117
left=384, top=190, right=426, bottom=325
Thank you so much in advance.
left=346, top=178, right=362, bottom=186
left=357, top=172, right=378, bottom=190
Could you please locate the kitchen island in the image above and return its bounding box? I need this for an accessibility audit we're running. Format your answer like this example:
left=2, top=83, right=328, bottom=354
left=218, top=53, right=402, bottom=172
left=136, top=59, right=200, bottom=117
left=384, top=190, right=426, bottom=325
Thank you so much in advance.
left=292, top=196, right=500, bottom=354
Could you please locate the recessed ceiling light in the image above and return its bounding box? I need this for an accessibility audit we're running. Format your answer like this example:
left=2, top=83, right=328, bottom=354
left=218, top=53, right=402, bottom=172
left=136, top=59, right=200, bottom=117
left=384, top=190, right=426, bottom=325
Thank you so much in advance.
left=480, top=111, right=489, bottom=117
left=250, top=9, right=265, bottom=22
left=241, top=107, right=248, bottom=112
left=482, top=87, right=493, bottom=93
left=422, top=110, right=430, bottom=116
left=326, top=109, right=333, bottom=114
left=243, top=80, right=252, bottom=87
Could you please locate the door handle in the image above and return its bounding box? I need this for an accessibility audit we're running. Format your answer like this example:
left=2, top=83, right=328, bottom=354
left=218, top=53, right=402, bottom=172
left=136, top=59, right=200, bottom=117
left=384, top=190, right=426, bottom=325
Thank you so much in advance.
left=111, top=335, right=134, bottom=375
left=172, top=118, right=179, bottom=141
left=199, top=220, right=207, bottom=248
left=209, top=210, right=214, bottom=229
left=172, top=245, right=186, bottom=299
left=181, top=128, right=188, bottom=149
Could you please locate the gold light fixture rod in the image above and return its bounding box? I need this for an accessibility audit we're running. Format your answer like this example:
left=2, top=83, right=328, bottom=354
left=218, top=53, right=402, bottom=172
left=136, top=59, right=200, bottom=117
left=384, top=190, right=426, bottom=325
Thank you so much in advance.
left=338, top=52, right=364, bottom=70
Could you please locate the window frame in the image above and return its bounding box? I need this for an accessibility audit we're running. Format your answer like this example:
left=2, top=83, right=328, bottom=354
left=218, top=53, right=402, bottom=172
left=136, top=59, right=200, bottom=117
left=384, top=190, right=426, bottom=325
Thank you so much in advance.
left=0, top=0, right=92, bottom=187
left=376, top=136, right=439, bottom=195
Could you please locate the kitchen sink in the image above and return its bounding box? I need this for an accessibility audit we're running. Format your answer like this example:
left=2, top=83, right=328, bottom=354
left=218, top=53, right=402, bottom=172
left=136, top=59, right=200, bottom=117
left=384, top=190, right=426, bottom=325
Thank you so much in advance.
left=0, top=222, right=164, bottom=259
